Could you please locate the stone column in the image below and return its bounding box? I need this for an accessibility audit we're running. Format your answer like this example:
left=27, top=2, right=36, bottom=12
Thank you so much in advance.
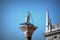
left=20, top=24, right=37, bottom=40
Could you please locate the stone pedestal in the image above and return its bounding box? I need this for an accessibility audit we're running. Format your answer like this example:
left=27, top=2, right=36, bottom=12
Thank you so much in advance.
left=20, top=23, right=37, bottom=40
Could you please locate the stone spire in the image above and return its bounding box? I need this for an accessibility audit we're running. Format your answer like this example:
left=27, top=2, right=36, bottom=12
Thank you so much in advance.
left=46, top=9, right=52, bottom=32
left=46, top=9, right=49, bottom=27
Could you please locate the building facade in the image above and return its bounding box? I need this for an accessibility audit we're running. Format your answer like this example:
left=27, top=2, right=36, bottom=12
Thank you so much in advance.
left=44, top=9, right=60, bottom=40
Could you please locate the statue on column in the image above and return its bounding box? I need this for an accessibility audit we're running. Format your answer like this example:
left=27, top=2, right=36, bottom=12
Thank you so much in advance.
left=25, top=12, right=31, bottom=23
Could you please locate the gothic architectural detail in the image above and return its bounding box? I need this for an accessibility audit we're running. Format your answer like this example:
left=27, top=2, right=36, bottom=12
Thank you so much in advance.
left=44, top=9, right=60, bottom=40
left=20, top=12, right=37, bottom=40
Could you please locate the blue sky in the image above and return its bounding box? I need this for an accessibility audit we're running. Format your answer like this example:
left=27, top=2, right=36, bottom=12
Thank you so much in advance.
left=0, top=0, right=60, bottom=40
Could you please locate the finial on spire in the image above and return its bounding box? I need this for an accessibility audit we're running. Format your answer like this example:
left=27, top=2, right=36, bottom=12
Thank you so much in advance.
left=25, top=12, right=31, bottom=23
left=46, top=9, right=49, bottom=17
